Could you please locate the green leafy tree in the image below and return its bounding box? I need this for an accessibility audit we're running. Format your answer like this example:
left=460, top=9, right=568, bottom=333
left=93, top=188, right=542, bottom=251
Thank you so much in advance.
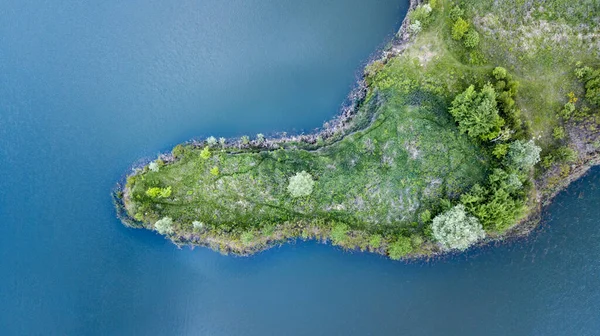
left=146, top=186, right=171, bottom=198
left=505, top=139, right=541, bottom=171
left=154, top=217, right=174, bottom=235
left=552, top=126, right=566, bottom=140
left=330, top=223, right=349, bottom=245
left=210, top=166, right=220, bottom=176
left=388, top=236, right=413, bottom=260
left=172, top=144, right=185, bottom=158
left=146, top=187, right=162, bottom=198
left=449, top=5, right=464, bottom=21
left=287, top=171, right=315, bottom=197
left=431, top=204, right=485, bottom=250
left=200, top=147, right=211, bottom=160
left=555, top=146, right=578, bottom=163
left=159, top=186, right=172, bottom=198
left=410, top=4, right=433, bottom=26
left=411, top=234, right=424, bottom=248
left=368, top=234, right=382, bottom=249
left=449, top=84, right=504, bottom=140
left=463, top=29, right=480, bottom=48
left=452, top=18, right=469, bottom=40
left=584, top=68, right=600, bottom=106
left=559, top=102, right=576, bottom=119
left=492, top=143, right=509, bottom=159
left=492, top=67, right=507, bottom=80
left=461, top=169, right=525, bottom=232
left=240, top=231, right=255, bottom=245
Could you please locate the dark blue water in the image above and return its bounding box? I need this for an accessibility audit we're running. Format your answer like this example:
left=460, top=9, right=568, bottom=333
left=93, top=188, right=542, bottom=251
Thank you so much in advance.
left=1, top=1, right=599, bottom=335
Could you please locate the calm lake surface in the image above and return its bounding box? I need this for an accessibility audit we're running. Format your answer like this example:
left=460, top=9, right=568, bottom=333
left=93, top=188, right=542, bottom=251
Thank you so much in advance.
left=1, top=1, right=599, bottom=335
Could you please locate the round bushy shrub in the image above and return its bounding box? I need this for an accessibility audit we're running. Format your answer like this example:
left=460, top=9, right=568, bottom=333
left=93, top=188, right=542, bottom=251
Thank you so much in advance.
left=506, top=139, right=541, bottom=171
left=154, top=217, right=174, bottom=235
left=432, top=204, right=485, bottom=251
left=463, top=29, right=480, bottom=48
left=388, top=236, right=413, bottom=260
left=287, top=171, right=315, bottom=198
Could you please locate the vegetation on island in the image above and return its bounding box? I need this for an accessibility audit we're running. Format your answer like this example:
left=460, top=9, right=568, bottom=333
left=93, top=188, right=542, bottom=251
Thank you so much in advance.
left=116, top=0, right=600, bottom=259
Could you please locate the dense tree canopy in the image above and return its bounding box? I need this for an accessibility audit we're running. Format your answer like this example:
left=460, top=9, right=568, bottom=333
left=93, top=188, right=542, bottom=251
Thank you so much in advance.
left=449, top=84, right=504, bottom=140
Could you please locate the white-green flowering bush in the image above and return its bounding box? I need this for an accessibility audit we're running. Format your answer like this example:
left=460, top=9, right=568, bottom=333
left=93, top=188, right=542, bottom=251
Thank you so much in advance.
left=206, top=136, right=217, bottom=146
left=148, top=161, right=159, bottom=172
left=287, top=171, right=315, bottom=198
left=506, top=139, right=541, bottom=171
left=432, top=204, right=485, bottom=251
left=192, top=220, right=204, bottom=230
left=219, top=137, right=226, bottom=147
left=256, top=133, right=265, bottom=144
left=409, top=20, right=422, bottom=34
left=154, top=217, right=174, bottom=235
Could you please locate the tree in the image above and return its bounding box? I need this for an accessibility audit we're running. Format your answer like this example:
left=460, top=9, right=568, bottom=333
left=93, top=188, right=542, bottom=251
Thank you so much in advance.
left=449, top=5, right=464, bottom=21
left=330, top=223, right=349, bottom=245
left=431, top=204, right=485, bottom=250
left=200, top=146, right=211, bottom=160
left=460, top=169, right=525, bottom=232
left=369, top=234, right=382, bottom=249
left=409, top=20, right=422, bottom=34
left=492, top=143, right=509, bottom=159
left=552, top=126, right=566, bottom=140
left=554, top=146, right=578, bottom=163
left=159, top=186, right=172, bottom=198
left=172, top=144, right=185, bottom=158
left=210, top=166, right=220, bottom=176
left=463, top=29, right=480, bottom=48
left=206, top=136, right=217, bottom=146
left=154, top=217, right=174, bottom=235
left=388, top=236, right=413, bottom=260
left=287, top=171, right=315, bottom=197
left=452, top=18, right=469, bottom=40
left=584, top=68, right=600, bottom=106
left=145, top=186, right=171, bottom=198
left=192, top=221, right=204, bottom=231
left=449, top=84, right=504, bottom=140
left=492, top=67, right=507, bottom=80
left=148, top=161, right=159, bottom=172
left=410, top=4, right=433, bottom=26
left=240, top=231, right=255, bottom=245
left=505, top=139, right=541, bottom=171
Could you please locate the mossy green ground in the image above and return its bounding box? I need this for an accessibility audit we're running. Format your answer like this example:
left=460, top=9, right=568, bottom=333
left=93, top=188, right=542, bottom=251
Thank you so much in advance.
left=120, top=0, right=600, bottom=256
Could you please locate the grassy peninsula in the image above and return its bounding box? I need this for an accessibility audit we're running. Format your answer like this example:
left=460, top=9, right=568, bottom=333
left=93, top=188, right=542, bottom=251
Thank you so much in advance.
left=116, top=0, right=600, bottom=259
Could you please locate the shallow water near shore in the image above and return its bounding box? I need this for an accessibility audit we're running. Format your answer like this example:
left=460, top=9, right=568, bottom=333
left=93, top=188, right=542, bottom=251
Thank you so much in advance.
left=1, top=0, right=600, bottom=335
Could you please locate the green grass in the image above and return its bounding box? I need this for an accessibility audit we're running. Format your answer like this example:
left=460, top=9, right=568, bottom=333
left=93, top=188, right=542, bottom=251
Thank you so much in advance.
left=119, top=0, right=600, bottom=256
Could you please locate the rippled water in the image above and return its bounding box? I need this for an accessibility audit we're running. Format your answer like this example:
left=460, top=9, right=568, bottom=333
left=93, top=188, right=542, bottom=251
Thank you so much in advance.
left=1, top=1, right=599, bottom=335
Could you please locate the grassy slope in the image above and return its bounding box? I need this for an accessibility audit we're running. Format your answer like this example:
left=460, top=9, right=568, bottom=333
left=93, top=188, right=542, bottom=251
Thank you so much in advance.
left=120, top=0, right=600, bottom=256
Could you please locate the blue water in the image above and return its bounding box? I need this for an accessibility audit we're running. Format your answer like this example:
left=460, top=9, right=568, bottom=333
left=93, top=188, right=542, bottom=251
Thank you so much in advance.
left=1, top=1, right=599, bottom=335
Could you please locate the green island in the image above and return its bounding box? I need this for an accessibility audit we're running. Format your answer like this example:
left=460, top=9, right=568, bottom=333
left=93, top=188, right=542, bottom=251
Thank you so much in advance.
left=115, top=0, right=600, bottom=259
